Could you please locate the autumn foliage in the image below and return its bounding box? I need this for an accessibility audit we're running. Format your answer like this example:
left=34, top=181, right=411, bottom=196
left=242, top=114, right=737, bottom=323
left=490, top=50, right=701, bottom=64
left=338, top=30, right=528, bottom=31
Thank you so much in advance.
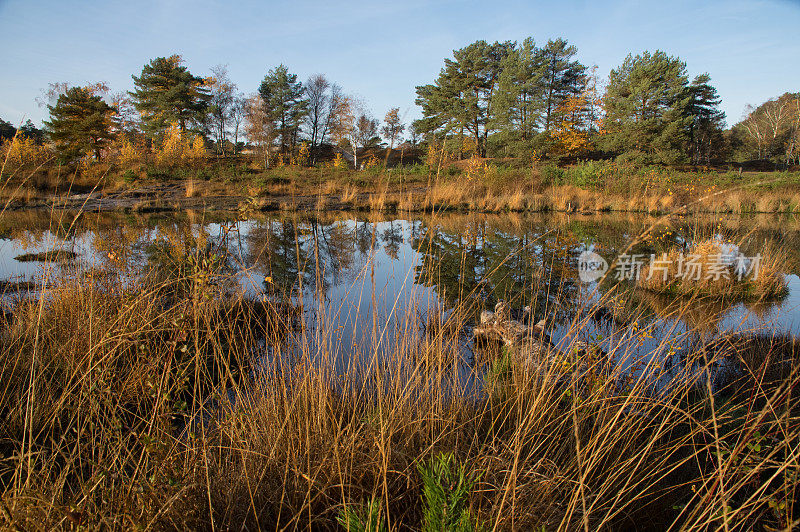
left=155, top=123, right=207, bottom=166
left=0, top=135, right=52, bottom=173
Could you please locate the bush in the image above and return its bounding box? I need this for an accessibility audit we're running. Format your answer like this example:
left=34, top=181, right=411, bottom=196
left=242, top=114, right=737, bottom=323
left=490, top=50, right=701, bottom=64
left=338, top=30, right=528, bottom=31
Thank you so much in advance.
left=196, top=167, right=214, bottom=181
left=541, top=164, right=564, bottom=186
left=563, top=161, right=604, bottom=188
left=258, top=174, right=290, bottom=186
left=419, top=453, right=480, bottom=532
left=401, top=163, right=430, bottom=176
left=145, top=166, right=169, bottom=180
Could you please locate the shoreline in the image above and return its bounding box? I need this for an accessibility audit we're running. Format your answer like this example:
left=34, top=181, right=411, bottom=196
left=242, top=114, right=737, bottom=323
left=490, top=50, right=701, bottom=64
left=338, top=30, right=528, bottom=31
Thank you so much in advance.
left=5, top=180, right=800, bottom=216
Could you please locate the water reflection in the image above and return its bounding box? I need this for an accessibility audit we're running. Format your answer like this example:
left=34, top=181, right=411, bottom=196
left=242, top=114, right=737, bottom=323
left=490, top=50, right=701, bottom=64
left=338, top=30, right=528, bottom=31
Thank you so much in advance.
left=1, top=210, right=798, bottom=363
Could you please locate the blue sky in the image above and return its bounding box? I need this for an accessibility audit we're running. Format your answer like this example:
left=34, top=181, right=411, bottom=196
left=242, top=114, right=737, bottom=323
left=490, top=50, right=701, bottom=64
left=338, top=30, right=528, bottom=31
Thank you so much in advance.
left=1, top=0, right=798, bottom=129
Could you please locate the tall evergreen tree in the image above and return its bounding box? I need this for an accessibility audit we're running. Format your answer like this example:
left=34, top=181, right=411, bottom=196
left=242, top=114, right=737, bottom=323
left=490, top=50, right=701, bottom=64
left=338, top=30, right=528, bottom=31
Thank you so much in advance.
left=601, top=50, right=692, bottom=165
left=0, top=119, right=15, bottom=141
left=491, top=37, right=544, bottom=152
left=44, top=86, right=116, bottom=160
left=415, top=40, right=513, bottom=157
left=687, top=73, right=726, bottom=164
left=20, top=120, right=46, bottom=144
left=413, top=78, right=461, bottom=149
left=537, top=38, right=586, bottom=134
left=417, top=37, right=585, bottom=158
left=130, top=55, right=210, bottom=139
left=258, top=65, right=307, bottom=157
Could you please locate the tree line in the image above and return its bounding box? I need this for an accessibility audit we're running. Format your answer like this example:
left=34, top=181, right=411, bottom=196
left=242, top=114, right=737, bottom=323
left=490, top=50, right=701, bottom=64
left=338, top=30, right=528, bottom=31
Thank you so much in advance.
left=3, top=42, right=799, bottom=169
left=2, top=55, right=406, bottom=169
left=414, top=38, right=800, bottom=166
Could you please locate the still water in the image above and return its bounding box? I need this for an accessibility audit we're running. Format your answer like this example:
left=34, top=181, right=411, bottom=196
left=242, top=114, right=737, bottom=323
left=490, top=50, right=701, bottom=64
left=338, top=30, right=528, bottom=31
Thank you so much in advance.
left=1, top=210, right=798, bottom=373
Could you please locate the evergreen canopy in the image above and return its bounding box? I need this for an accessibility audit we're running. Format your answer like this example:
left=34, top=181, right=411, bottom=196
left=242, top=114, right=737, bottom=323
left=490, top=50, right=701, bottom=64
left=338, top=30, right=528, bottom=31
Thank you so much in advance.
left=415, top=37, right=586, bottom=157
left=130, top=55, right=210, bottom=138
left=601, top=50, right=693, bottom=165
left=258, top=65, right=307, bottom=156
left=44, top=86, right=116, bottom=160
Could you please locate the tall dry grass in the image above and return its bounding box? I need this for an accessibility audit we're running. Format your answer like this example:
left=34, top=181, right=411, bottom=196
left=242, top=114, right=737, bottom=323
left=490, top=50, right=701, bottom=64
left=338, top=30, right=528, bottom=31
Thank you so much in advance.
left=0, top=251, right=797, bottom=530
left=638, top=238, right=788, bottom=301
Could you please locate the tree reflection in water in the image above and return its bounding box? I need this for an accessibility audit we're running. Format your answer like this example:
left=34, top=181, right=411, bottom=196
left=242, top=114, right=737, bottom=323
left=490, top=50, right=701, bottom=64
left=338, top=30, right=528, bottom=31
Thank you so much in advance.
left=0, top=210, right=797, bottom=374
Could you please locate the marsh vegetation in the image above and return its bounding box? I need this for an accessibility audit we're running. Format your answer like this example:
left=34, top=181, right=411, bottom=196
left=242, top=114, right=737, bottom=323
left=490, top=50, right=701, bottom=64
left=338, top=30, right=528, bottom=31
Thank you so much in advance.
left=0, top=208, right=797, bottom=530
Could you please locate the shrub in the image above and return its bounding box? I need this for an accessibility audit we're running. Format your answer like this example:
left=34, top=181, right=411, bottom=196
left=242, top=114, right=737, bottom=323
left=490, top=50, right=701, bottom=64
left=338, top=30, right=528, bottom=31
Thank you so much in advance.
left=337, top=495, right=387, bottom=532
left=541, top=164, right=564, bottom=186
left=145, top=166, right=169, bottom=180
left=563, top=160, right=605, bottom=188
left=402, top=163, right=430, bottom=176
left=419, top=453, right=480, bottom=532
left=196, top=167, right=214, bottom=181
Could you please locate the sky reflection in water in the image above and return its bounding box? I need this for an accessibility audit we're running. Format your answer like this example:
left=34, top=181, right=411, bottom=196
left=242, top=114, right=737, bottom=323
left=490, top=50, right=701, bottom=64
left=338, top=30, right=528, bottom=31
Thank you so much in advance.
left=1, top=211, right=798, bottom=381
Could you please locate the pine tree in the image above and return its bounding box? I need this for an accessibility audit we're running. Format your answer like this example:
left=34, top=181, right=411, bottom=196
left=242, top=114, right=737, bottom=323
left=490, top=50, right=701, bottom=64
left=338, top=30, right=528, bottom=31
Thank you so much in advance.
left=130, top=55, right=211, bottom=139
left=687, top=74, right=726, bottom=164
left=258, top=65, right=307, bottom=158
left=415, top=40, right=513, bottom=157
left=0, top=119, right=15, bottom=141
left=20, top=119, right=46, bottom=144
left=44, top=86, right=116, bottom=160
left=417, top=37, right=585, bottom=159
left=537, top=38, right=586, bottom=134
left=491, top=37, right=544, bottom=153
left=601, top=50, right=692, bottom=165
left=413, top=81, right=460, bottom=151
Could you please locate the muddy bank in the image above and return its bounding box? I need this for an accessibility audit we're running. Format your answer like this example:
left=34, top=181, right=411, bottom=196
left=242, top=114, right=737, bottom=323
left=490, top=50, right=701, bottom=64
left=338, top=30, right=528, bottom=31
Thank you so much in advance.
left=9, top=184, right=422, bottom=214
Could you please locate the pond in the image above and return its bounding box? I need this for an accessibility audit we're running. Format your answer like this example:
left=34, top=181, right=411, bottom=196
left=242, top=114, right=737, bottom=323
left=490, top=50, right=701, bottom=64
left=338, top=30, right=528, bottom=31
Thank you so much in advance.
left=1, top=209, right=799, bottom=386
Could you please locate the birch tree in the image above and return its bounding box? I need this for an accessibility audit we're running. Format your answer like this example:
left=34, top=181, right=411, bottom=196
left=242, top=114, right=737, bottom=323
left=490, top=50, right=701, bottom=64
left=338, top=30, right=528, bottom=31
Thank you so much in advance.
left=208, top=65, right=237, bottom=155
left=244, top=94, right=276, bottom=169
left=381, top=107, right=405, bottom=165
left=330, top=96, right=369, bottom=169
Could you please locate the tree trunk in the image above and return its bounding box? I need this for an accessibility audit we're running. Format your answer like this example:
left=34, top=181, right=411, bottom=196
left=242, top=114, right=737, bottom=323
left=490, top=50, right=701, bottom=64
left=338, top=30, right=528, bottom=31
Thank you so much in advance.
left=545, top=63, right=556, bottom=132
left=384, top=134, right=394, bottom=168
